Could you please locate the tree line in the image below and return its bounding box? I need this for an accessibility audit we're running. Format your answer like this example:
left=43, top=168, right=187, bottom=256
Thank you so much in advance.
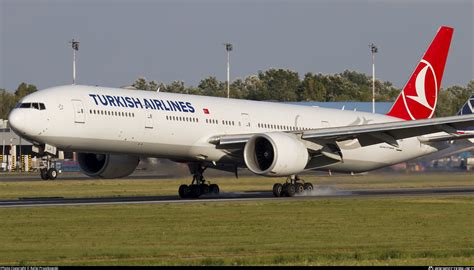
left=132, top=69, right=473, bottom=117
left=133, top=69, right=401, bottom=102
left=1, top=69, right=472, bottom=119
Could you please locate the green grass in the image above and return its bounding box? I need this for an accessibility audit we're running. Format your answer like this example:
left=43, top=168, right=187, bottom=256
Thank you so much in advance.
left=0, top=196, right=473, bottom=265
left=0, top=172, right=472, bottom=200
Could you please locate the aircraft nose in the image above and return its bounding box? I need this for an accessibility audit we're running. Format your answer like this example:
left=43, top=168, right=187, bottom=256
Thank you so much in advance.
left=8, top=109, right=25, bottom=135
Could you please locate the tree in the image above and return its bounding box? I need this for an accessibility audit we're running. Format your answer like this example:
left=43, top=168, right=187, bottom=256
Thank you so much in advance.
left=132, top=77, right=147, bottom=90
left=164, top=80, right=186, bottom=93
left=257, top=69, right=300, bottom=101
left=198, top=76, right=226, bottom=97
left=131, top=77, right=158, bottom=91
left=436, top=81, right=473, bottom=117
left=298, top=73, right=326, bottom=101
left=229, top=79, right=246, bottom=99
left=14, top=82, right=37, bottom=101
left=0, top=89, right=16, bottom=119
left=148, top=80, right=159, bottom=91
left=242, top=75, right=264, bottom=100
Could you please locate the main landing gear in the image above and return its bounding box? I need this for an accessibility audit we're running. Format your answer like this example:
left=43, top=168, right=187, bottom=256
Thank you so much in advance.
left=272, top=175, right=313, bottom=197
left=178, top=164, right=220, bottom=199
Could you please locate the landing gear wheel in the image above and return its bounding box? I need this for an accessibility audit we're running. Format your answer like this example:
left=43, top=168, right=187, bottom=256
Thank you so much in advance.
left=40, top=168, right=49, bottom=180
left=273, top=183, right=283, bottom=197
left=189, top=185, right=202, bottom=199
left=209, top=184, right=220, bottom=194
left=179, top=184, right=190, bottom=199
left=47, top=168, right=58, bottom=180
left=200, top=184, right=210, bottom=195
left=271, top=175, right=313, bottom=197
left=180, top=164, right=222, bottom=199
left=285, top=184, right=296, bottom=197
left=295, top=183, right=304, bottom=194
left=303, top=183, right=314, bottom=191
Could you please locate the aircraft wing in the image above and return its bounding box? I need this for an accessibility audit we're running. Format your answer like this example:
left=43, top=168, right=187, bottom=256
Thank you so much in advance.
left=209, top=114, right=474, bottom=148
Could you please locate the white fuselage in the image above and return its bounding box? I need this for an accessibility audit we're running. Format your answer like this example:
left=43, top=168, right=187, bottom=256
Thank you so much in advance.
left=9, top=85, right=444, bottom=174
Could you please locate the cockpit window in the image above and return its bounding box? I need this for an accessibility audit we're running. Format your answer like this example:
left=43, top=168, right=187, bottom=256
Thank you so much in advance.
left=16, top=102, right=46, bottom=110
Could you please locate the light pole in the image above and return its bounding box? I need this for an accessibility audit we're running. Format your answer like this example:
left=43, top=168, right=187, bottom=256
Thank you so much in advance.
left=70, top=39, right=79, bottom=84
left=369, top=43, right=378, bottom=113
left=224, top=43, right=233, bottom=98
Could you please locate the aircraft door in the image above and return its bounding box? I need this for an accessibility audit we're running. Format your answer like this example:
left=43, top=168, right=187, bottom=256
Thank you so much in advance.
left=241, top=113, right=251, bottom=131
left=145, top=112, right=153, bottom=129
left=71, top=100, right=85, bottom=123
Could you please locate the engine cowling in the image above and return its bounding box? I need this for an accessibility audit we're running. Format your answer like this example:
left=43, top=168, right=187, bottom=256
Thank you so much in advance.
left=244, top=132, right=309, bottom=176
left=77, top=153, right=139, bottom=178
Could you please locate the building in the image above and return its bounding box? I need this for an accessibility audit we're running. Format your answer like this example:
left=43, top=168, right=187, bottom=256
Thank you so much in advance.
left=1, top=119, right=35, bottom=171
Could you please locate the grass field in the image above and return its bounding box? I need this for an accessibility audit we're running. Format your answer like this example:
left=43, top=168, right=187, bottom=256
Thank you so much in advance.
left=0, top=196, right=473, bottom=265
left=0, top=172, right=473, bottom=266
left=0, top=172, right=472, bottom=200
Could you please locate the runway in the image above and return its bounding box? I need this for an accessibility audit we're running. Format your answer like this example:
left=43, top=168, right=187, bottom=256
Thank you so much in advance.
left=0, top=186, right=473, bottom=208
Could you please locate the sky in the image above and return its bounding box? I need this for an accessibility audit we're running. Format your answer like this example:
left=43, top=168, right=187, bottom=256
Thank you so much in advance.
left=0, top=0, right=472, bottom=92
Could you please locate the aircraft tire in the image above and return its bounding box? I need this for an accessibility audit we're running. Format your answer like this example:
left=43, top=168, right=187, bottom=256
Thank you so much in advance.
left=304, top=183, right=314, bottom=191
left=272, top=183, right=283, bottom=197
left=200, top=184, right=210, bottom=195
left=179, top=184, right=190, bottom=199
left=295, top=183, right=304, bottom=194
left=189, top=185, right=201, bottom=198
left=40, top=169, right=49, bottom=180
left=285, top=184, right=296, bottom=197
left=47, top=168, right=58, bottom=180
left=209, top=184, right=219, bottom=194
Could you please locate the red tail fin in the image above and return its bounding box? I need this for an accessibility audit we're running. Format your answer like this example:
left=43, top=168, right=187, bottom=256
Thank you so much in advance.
left=386, top=26, right=453, bottom=120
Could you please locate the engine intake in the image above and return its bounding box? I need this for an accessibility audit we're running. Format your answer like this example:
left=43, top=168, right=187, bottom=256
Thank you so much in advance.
left=244, top=132, right=309, bottom=176
left=77, top=153, right=139, bottom=178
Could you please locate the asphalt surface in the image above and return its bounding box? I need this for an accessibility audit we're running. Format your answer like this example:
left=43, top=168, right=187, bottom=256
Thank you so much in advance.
left=0, top=186, right=473, bottom=208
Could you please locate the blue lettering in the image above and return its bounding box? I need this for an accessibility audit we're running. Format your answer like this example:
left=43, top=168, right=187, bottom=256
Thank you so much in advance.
left=125, top=97, right=135, bottom=108
left=153, top=99, right=164, bottom=110
left=114, top=96, right=125, bottom=107
left=166, top=100, right=173, bottom=111
left=120, top=96, right=128, bottom=108
left=178, top=101, right=188, bottom=112
left=106, top=95, right=116, bottom=107
left=170, top=100, right=182, bottom=112
left=186, top=102, right=195, bottom=113
left=97, top=95, right=108, bottom=106
left=144, top=99, right=153, bottom=109
left=89, top=94, right=99, bottom=105
left=149, top=99, right=156, bottom=109
left=132, top=97, right=143, bottom=108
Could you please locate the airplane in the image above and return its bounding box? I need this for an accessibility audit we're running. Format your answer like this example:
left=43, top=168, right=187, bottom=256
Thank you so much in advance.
left=415, top=95, right=474, bottom=162
left=8, top=25, right=474, bottom=199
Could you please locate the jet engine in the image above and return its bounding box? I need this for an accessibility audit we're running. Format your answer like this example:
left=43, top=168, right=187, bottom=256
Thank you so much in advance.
left=77, top=153, right=139, bottom=178
left=243, top=132, right=309, bottom=176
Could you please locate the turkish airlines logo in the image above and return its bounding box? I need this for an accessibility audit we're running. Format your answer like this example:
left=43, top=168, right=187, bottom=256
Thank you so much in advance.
left=402, top=59, right=438, bottom=120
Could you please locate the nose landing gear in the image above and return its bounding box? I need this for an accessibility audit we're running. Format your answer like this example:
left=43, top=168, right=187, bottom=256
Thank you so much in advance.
left=39, top=154, right=59, bottom=180
left=272, top=175, right=313, bottom=197
left=40, top=167, right=58, bottom=180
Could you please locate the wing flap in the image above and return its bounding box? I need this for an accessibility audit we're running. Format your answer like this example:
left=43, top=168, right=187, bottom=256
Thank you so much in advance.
left=302, top=115, right=474, bottom=143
